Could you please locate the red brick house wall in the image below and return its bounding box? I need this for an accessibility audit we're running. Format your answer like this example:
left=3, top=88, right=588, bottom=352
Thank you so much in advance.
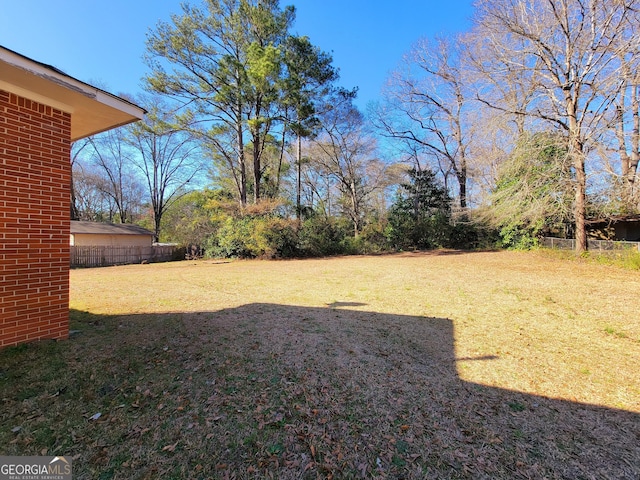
left=0, top=90, right=71, bottom=347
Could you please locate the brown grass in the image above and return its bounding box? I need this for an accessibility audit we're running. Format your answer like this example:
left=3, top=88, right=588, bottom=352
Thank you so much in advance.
left=1, top=251, right=638, bottom=479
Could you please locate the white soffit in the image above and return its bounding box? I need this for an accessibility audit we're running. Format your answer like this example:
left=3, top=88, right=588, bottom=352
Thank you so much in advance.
left=0, top=46, right=145, bottom=141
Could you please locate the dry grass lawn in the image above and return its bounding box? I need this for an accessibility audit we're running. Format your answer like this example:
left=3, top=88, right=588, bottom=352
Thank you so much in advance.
left=1, top=250, right=639, bottom=479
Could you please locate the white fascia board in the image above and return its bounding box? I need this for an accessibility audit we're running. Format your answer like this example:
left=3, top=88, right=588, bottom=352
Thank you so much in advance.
left=0, top=45, right=145, bottom=123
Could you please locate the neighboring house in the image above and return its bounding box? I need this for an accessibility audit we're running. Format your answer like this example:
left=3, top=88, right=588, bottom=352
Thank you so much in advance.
left=69, top=221, right=178, bottom=267
left=0, top=45, right=145, bottom=348
left=586, top=215, right=640, bottom=241
left=70, top=221, right=154, bottom=247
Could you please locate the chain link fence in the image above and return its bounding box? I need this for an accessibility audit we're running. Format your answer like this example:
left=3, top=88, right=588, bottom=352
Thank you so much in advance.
left=542, top=237, right=640, bottom=251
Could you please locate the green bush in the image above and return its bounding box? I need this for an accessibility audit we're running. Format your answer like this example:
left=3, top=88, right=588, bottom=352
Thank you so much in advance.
left=297, top=216, right=349, bottom=257
left=449, top=219, right=499, bottom=250
left=209, top=215, right=299, bottom=259
left=499, top=223, right=540, bottom=250
left=354, top=221, right=390, bottom=254
left=386, top=209, right=452, bottom=250
left=210, top=217, right=255, bottom=258
left=260, top=217, right=299, bottom=258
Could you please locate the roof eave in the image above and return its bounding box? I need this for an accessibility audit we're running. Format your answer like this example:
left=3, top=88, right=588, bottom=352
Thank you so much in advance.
left=0, top=45, right=146, bottom=141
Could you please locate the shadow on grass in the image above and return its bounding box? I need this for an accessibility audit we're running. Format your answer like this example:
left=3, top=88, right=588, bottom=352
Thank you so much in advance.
left=0, top=305, right=637, bottom=479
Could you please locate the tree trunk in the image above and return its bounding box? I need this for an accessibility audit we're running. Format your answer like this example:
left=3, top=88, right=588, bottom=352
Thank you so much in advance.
left=236, top=116, right=247, bottom=206
left=567, top=91, right=587, bottom=253
left=296, top=134, right=302, bottom=219
left=154, top=215, right=161, bottom=244
left=627, top=84, right=640, bottom=205
left=275, top=126, right=287, bottom=198
left=253, top=138, right=261, bottom=203
left=70, top=179, right=79, bottom=220
left=350, top=181, right=359, bottom=236
left=574, top=154, right=587, bottom=253
left=569, top=132, right=587, bottom=253
left=457, top=170, right=467, bottom=209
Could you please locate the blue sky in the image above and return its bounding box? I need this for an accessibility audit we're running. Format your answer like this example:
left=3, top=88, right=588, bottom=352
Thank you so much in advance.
left=1, top=1, right=475, bottom=110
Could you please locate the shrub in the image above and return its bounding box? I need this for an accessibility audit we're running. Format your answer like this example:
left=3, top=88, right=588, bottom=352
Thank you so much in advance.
left=209, top=215, right=299, bottom=259
left=260, top=217, right=299, bottom=258
left=355, top=221, right=390, bottom=254
left=386, top=209, right=452, bottom=250
left=210, top=217, right=256, bottom=258
left=449, top=218, right=499, bottom=250
left=499, top=223, right=540, bottom=250
left=297, top=216, right=349, bottom=257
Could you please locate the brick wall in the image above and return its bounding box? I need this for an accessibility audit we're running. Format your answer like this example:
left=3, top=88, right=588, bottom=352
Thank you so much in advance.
left=0, top=90, right=71, bottom=348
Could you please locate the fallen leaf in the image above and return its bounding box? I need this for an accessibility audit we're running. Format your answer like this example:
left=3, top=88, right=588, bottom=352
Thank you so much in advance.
left=162, top=441, right=179, bottom=452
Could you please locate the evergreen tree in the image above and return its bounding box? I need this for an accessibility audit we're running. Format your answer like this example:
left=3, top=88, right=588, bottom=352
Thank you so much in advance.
left=145, top=0, right=338, bottom=206
left=387, top=168, right=452, bottom=250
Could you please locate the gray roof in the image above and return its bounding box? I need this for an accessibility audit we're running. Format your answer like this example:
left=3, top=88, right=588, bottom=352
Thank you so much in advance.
left=71, top=221, right=154, bottom=236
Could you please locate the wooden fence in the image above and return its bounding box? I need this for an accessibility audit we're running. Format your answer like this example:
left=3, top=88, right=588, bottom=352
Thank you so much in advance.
left=70, top=245, right=181, bottom=268
left=542, top=237, right=640, bottom=251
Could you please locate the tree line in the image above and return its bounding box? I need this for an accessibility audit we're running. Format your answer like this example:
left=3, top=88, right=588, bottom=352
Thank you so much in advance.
left=71, top=0, right=640, bottom=255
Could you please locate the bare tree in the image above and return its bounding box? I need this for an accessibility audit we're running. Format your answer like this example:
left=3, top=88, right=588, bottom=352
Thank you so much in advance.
left=71, top=163, right=108, bottom=221
left=85, top=129, right=145, bottom=224
left=127, top=96, right=203, bottom=242
left=462, top=28, right=542, bottom=198
left=71, top=158, right=143, bottom=223
left=473, top=0, right=638, bottom=252
left=70, top=138, right=91, bottom=220
left=298, top=142, right=335, bottom=217
left=310, top=93, right=388, bottom=235
left=610, top=6, right=640, bottom=210
left=373, top=36, right=473, bottom=209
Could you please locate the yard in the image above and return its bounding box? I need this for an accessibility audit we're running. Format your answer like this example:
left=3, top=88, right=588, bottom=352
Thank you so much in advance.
left=1, top=251, right=639, bottom=479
